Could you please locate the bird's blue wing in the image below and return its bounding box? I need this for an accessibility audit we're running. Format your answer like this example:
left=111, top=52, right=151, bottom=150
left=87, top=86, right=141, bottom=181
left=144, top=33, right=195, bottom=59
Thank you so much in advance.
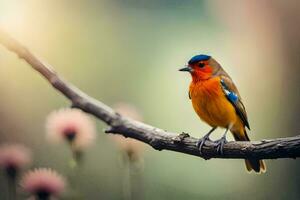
left=220, top=78, right=250, bottom=129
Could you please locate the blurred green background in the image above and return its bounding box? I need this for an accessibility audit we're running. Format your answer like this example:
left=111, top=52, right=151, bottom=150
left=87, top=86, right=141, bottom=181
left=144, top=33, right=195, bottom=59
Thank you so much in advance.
left=0, top=0, right=300, bottom=199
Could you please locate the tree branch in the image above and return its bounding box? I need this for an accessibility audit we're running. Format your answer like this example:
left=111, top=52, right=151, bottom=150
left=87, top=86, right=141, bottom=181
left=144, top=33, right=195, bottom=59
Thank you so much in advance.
left=0, top=29, right=299, bottom=160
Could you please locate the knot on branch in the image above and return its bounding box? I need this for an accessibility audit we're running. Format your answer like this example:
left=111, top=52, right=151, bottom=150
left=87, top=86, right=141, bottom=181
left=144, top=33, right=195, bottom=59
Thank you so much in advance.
left=104, top=127, right=116, bottom=134
left=276, top=143, right=285, bottom=149
left=149, top=138, right=165, bottom=151
left=173, top=132, right=190, bottom=145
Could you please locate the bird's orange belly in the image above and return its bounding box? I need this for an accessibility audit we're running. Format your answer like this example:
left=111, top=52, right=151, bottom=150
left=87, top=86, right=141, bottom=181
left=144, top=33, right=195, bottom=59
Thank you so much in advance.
left=190, top=79, right=237, bottom=128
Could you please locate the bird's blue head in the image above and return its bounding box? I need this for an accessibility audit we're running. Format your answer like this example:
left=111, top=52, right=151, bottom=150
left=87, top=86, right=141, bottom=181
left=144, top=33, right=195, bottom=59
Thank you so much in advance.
left=179, top=54, right=214, bottom=80
left=188, top=54, right=211, bottom=65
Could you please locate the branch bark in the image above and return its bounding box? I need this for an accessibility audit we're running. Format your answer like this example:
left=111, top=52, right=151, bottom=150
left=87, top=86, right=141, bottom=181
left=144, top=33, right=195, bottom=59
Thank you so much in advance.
left=0, top=29, right=299, bottom=160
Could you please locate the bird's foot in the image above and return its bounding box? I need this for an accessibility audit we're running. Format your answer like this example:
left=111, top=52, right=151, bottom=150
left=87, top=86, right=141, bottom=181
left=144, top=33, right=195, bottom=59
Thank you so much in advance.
left=196, top=134, right=211, bottom=155
left=215, top=136, right=228, bottom=155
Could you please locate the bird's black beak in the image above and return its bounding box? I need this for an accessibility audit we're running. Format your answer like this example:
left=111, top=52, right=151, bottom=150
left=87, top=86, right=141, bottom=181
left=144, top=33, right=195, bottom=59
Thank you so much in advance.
left=179, top=66, right=193, bottom=72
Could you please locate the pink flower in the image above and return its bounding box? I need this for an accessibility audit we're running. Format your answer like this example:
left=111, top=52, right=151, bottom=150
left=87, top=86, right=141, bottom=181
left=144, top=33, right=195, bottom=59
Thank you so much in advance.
left=109, top=135, right=144, bottom=162
left=108, top=103, right=145, bottom=161
left=21, top=168, right=66, bottom=199
left=0, top=144, right=31, bottom=176
left=46, top=108, right=96, bottom=151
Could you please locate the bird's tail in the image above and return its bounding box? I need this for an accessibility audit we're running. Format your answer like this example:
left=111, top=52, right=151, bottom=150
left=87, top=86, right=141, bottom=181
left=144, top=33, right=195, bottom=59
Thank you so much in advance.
left=231, top=128, right=266, bottom=173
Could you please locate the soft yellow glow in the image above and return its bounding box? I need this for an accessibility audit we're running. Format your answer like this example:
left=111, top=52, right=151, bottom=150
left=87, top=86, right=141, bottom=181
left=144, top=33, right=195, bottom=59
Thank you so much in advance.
left=0, top=1, right=28, bottom=35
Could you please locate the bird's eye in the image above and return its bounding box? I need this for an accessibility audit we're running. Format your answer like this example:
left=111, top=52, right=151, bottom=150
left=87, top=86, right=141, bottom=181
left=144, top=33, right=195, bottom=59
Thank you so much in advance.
left=198, top=62, right=205, bottom=68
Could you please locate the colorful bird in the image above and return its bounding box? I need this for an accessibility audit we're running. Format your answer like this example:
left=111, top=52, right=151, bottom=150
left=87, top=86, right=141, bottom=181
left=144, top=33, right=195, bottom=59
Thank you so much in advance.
left=179, top=54, right=266, bottom=173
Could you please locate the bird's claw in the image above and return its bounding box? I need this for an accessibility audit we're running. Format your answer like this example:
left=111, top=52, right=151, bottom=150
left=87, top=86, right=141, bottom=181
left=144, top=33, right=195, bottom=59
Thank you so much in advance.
left=196, top=135, right=211, bottom=155
left=215, top=136, right=228, bottom=155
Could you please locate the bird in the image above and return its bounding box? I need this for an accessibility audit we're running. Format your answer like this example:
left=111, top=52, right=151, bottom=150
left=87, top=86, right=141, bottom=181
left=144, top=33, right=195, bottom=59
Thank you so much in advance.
left=179, top=54, right=266, bottom=173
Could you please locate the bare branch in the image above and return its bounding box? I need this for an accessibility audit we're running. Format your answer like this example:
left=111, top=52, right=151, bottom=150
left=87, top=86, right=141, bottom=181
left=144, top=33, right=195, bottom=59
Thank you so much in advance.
left=0, top=29, right=299, bottom=160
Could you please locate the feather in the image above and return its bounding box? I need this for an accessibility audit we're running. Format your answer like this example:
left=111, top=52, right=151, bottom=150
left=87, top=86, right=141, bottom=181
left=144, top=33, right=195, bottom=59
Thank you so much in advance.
left=220, top=78, right=250, bottom=129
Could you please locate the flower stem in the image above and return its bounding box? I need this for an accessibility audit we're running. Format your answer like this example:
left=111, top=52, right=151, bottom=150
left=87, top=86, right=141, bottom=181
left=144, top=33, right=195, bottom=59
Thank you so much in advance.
left=7, top=177, right=16, bottom=200
left=122, top=155, right=132, bottom=200
left=6, top=167, right=17, bottom=200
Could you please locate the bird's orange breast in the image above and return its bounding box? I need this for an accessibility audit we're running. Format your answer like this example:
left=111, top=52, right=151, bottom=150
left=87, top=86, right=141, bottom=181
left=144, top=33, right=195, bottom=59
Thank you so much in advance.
left=189, top=77, right=237, bottom=128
